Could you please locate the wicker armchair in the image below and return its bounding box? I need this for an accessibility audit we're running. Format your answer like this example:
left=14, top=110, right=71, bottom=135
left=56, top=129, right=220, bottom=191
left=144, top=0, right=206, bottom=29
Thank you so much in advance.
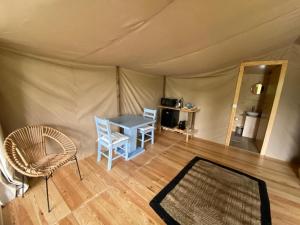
left=4, top=125, right=82, bottom=212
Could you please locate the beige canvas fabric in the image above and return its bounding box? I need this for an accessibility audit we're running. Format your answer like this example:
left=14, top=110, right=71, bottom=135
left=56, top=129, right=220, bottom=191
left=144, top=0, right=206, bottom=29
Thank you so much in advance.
left=165, top=45, right=300, bottom=161
left=0, top=51, right=118, bottom=158
left=120, top=68, right=164, bottom=115
left=0, top=46, right=299, bottom=162
left=166, top=67, right=238, bottom=144
left=0, top=1, right=300, bottom=75
left=267, top=44, right=300, bottom=161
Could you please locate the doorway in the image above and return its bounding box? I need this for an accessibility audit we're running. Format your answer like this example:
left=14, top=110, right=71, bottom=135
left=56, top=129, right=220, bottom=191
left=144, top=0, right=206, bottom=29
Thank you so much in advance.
left=225, top=60, right=288, bottom=155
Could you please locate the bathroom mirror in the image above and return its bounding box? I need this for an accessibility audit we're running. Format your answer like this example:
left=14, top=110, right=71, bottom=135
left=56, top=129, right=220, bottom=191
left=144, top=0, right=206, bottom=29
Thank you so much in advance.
left=251, top=83, right=264, bottom=95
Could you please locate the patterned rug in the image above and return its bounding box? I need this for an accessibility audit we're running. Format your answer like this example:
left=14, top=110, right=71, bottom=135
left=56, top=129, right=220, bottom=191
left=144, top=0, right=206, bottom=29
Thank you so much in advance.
left=150, top=157, right=271, bottom=225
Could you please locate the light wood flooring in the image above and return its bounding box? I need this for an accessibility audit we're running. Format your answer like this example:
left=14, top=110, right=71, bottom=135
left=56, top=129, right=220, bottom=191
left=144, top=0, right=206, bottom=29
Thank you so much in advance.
left=2, top=131, right=300, bottom=225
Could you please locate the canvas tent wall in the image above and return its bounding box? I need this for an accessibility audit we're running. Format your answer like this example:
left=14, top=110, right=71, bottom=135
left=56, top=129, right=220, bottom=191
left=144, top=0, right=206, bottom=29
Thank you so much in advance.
left=165, top=68, right=238, bottom=144
left=164, top=44, right=300, bottom=162
left=0, top=50, right=164, bottom=158
left=119, top=68, right=164, bottom=115
left=0, top=0, right=299, bottom=163
left=0, top=51, right=118, bottom=158
left=266, top=44, right=300, bottom=162
left=1, top=44, right=300, bottom=163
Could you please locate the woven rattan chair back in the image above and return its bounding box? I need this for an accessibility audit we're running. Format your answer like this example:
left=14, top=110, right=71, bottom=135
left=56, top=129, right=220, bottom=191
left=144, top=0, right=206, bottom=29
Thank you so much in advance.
left=3, top=125, right=82, bottom=212
left=4, top=125, right=76, bottom=177
left=5, top=126, right=45, bottom=174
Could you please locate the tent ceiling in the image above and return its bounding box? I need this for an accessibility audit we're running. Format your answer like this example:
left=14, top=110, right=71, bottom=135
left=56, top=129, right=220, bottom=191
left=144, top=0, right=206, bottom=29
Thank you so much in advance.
left=0, top=0, right=300, bottom=75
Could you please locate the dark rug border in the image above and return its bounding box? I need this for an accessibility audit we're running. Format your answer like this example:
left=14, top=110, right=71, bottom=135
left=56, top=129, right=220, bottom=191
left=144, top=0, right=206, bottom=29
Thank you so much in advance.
left=149, top=156, right=271, bottom=225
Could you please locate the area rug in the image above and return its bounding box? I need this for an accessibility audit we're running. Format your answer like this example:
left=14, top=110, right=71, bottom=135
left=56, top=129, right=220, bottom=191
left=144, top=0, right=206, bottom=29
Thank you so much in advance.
left=150, top=157, right=271, bottom=225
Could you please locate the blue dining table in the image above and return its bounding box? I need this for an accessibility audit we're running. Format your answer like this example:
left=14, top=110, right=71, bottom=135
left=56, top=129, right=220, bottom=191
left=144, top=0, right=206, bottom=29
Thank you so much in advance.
left=109, top=115, right=155, bottom=159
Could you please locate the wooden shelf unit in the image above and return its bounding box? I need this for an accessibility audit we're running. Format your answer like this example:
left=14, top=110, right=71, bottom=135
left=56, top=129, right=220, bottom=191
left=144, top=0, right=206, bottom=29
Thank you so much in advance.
left=157, top=105, right=200, bottom=142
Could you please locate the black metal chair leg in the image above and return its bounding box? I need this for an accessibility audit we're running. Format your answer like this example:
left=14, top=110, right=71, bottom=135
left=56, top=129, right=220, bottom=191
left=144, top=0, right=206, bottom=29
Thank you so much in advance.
left=22, top=175, right=24, bottom=198
left=74, top=156, right=83, bottom=180
left=45, top=176, right=50, bottom=212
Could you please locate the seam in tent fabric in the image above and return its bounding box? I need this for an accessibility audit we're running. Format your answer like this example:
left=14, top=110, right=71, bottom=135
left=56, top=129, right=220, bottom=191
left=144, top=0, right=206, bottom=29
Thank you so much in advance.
left=139, top=7, right=300, bottom=67
left=120, top=70, right=143, bottom=114
left=0, top=46, right=114, bottom=69
left=164, top=65, right=238, bottom=79
left=75, top=0, right=176, bottom=61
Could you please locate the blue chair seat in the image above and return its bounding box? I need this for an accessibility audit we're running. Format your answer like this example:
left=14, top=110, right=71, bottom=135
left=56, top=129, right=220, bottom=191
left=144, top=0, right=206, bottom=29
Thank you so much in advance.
left=138, top=125, right=154, bottom=133
left=99, top=132, right=129, bottom=145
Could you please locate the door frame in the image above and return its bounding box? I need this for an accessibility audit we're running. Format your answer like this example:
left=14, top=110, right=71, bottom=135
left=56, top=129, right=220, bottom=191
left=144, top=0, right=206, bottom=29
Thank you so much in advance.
left=225, top=60, right=288, bottom=155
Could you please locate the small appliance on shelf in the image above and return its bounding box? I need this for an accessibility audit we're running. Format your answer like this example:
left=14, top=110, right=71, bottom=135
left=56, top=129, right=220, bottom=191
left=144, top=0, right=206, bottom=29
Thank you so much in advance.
left=157, top=98, right=200, bottom=142
left=161, top=98, right=178, bottom=107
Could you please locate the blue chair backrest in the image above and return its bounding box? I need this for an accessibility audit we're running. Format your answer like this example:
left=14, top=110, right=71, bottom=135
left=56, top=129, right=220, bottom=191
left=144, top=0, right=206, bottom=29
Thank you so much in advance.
left=143, top=108, right=157, bottom=120
left=94, top=116, right=112, bottom=145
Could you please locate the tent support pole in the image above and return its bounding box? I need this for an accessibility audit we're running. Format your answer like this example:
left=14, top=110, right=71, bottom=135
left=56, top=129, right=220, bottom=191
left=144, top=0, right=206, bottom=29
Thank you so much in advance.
left=116, top=66, right=121, bottom=115
left=163, top=75, right=166, bottom=98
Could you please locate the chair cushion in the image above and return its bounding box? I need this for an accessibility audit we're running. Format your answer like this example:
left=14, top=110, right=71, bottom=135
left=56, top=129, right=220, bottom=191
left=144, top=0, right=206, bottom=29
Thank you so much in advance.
left=100, top=132, right=129, bottom=145
left=139, top=125, right=154, bottom=133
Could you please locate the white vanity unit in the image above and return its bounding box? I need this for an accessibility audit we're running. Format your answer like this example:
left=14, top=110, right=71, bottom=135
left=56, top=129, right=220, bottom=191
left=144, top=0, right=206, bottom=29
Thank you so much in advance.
left=242, top=112, right=260, bottom=138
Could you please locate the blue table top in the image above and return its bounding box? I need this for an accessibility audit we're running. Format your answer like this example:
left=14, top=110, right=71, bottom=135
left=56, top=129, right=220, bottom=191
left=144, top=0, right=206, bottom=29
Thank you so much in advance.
left=109, top=115, right=155, bottom=129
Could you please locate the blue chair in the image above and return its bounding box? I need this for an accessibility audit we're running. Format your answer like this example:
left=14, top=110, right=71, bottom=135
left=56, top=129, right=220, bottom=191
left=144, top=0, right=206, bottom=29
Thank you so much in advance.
left=138, top=108, right=157, bottom=148
left=95, top=117, right=129, bottom=170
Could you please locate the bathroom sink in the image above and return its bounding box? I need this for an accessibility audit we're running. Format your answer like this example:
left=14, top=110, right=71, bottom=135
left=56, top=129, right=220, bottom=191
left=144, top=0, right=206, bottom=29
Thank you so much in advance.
left=246, top=111, right=260, bottom=117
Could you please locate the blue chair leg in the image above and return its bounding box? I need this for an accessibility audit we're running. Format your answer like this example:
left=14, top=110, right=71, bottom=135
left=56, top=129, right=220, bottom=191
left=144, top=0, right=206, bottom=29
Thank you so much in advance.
left=97, top=142, right=102, bottom=162
left=107, top=146, right=113, bottom=170
left=141, top=132, right=145, bottom=149
left=151, top=129, right=154, bottom=144
left=125, top=142, right=129, bottom=160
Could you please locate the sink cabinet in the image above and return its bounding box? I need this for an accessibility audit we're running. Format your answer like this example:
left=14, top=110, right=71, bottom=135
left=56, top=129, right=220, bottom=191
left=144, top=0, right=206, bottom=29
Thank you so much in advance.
left=242, top=116, right=259, bottom=138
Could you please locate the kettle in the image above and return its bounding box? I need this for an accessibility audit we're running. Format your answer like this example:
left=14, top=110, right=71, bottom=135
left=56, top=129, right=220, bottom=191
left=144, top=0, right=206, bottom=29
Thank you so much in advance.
left=176, top=98, right=184, bottom=108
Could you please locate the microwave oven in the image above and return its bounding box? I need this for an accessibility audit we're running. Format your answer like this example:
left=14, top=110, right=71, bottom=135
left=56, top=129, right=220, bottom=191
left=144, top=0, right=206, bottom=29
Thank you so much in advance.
left=161, top=98, right=178, bottom=107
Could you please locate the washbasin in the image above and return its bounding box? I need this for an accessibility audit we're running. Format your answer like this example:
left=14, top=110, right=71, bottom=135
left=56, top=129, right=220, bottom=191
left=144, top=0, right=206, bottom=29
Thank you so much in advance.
left=246, top=111, right=260, bottom=117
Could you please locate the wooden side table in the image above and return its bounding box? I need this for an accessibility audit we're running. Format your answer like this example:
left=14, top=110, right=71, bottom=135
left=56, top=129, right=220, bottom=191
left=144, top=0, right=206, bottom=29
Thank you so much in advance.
left=157, top=105, right=200, bottom=142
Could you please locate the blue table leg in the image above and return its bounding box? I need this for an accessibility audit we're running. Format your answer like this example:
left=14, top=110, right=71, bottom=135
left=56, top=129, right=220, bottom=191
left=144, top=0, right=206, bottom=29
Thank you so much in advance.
left=124, top=127, right=145, bottom=160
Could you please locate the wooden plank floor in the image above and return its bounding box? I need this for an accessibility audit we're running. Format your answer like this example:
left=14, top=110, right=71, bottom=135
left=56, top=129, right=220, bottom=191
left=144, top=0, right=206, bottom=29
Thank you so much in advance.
left=2, top=131, right=300, bottom=225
